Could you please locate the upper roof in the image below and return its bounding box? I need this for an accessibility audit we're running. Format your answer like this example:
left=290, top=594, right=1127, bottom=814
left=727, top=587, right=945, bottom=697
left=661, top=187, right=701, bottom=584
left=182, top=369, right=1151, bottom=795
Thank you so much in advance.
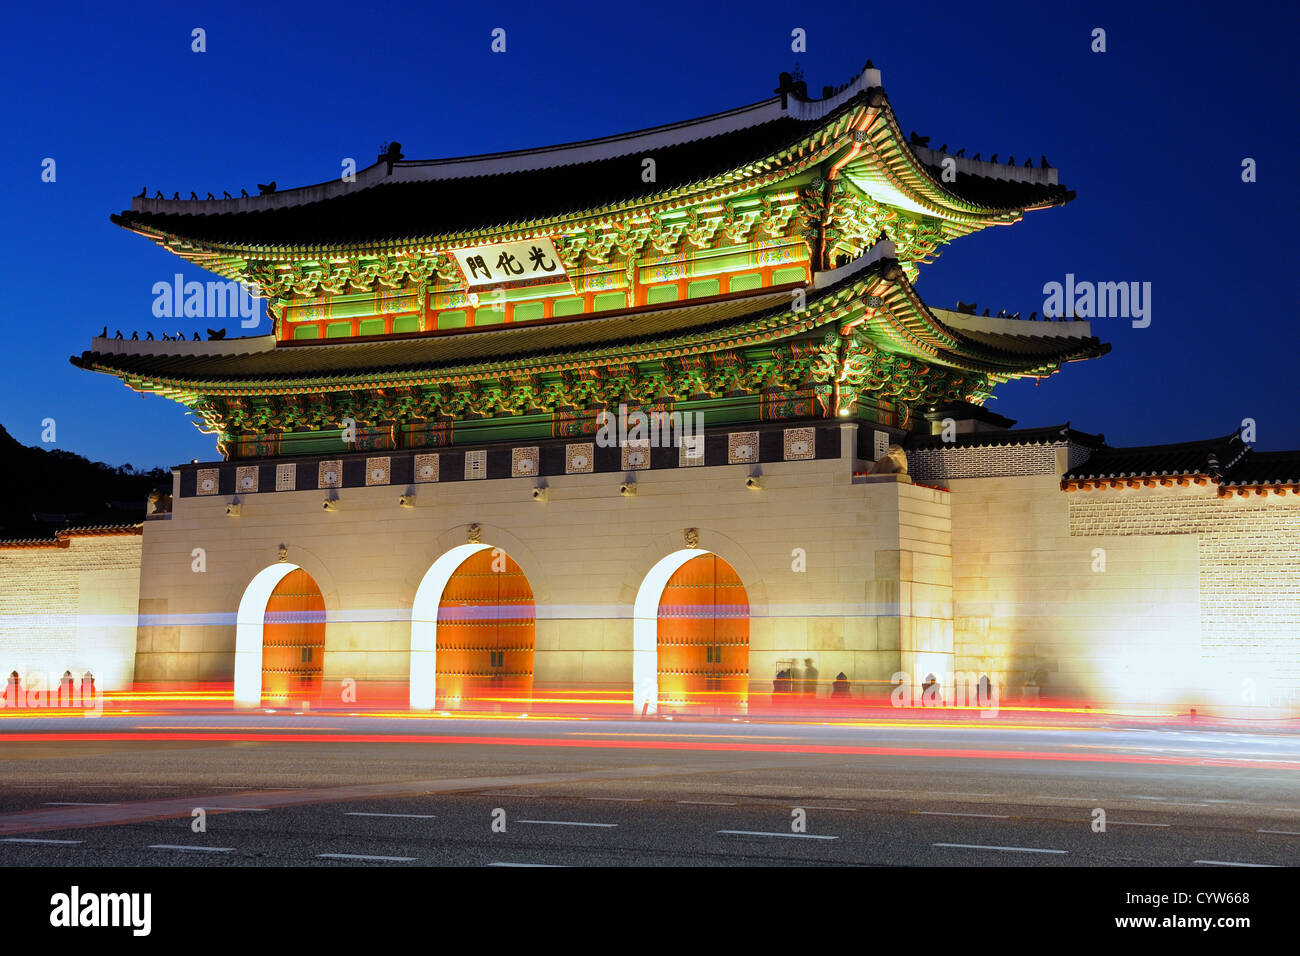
left=111, top=64, right=1074, bottom=254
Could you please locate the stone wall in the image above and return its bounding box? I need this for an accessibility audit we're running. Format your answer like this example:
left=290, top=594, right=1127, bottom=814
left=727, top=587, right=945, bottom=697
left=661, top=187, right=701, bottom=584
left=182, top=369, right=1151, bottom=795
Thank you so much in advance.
left=1068, top=489, right=1300, bottom=709
left=944, top=444, right=1300, bottom=713
left=133, top=425, right=929, bottom=704
left=0, top=533, right=142, bottom=690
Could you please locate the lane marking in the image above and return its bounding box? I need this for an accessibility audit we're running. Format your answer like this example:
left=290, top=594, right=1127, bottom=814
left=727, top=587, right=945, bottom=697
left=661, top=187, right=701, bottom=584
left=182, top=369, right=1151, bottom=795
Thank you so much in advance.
left=916, top=811, right=1008, bottom=819
left=488, top=862, right=568, bottom=867
left=1257, top=829, right=1300, bottom=835
left=203, top=807, right=269, bottom=812
left=147, top=844, right=233, bottom=853
left=0, top=766, right=689, bottom=837
left=677, top=800, right=736, bottom=806
left=800, top=806, right=857, bottom=812
left=1108, top=821, right=1170, bottom=828
left=1032, top=795, right=1096, bottom=802
left=43, top=802, right=119, bottom=807
left=933, top=843, right=1066, bottom=855
left=318, top=853, right=417, bottom=862
left=2, top=837, right=83, bottom=845
left=1194, top=860, right=1278, bottom=867
left=345, top=812, right=437, bottom=819
left=584, top=797, right=643, bottom=802
left=477, top=792, right=542, bottom=798
left=517, top=819, right=617, bottom=828
left=717, top=830, right=838, bottom=840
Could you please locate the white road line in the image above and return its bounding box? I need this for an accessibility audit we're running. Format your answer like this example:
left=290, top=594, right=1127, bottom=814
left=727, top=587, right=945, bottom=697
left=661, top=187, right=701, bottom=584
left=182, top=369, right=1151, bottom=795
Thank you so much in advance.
left=2, top=837, right=83, bottom=845
left=1109, top=822, right=1171, bottom=828
left=1131, top=797, right=1207, bottom=807
left=44, top=802, right=119, bottom=807
left=147, top=845, right=234, bottom=853
left=318, top=853, right=417, bottom=862
left=203, top=807, right=269, bottom=812
left=800, top=806, right=857, bottom=812
left=488, top=862, right=568, bottom=867
left=478, top=792, right=542, bottom=797
left=717, top=830, right=838, bottom=840
left=345, top=812, right=438, bottom=819
left=934, top=843, right=1067, bottom=855
left=677, top=800, right=737, bottom=806
left=916, top=811, right=1009, bottom=819
left=1032, top=795, right=1096, bottom=802
left=517, top=819, right=617, bottom=828
left=1194, top=860, right=1278, bottom=867
left=1257, top=829, right=1300, bottom=835
left=584, top=797, right=643, bottom=802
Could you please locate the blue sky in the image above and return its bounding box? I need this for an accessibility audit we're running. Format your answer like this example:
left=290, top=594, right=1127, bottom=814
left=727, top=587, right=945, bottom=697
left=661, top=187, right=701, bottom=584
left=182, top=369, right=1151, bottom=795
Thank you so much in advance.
left=2, top=0, right=1296, bottom=468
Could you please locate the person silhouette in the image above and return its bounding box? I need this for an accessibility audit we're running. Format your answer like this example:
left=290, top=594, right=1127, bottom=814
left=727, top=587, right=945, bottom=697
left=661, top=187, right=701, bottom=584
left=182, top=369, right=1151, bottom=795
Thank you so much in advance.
left=803, top=658, right=819, bottom=697
left=832, top=672, right=850, bottom=698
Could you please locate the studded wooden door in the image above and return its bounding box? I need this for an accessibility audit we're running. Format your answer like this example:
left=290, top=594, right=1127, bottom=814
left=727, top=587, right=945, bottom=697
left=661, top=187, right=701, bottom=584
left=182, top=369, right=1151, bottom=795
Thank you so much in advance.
left=261, top=568, right=326, bottom=701
left=436, top=549, right=535, bottom=705
left=657, top=554, right=749, bottom=707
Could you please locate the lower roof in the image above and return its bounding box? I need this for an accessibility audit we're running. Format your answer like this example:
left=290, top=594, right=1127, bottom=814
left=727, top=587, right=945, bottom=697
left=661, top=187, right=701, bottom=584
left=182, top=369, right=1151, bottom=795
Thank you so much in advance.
left=71, top=256, right=1109, bottom=394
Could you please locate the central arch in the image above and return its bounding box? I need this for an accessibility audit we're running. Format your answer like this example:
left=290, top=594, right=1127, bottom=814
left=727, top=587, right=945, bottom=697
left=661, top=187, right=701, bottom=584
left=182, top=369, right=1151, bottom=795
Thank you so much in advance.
left=260, top=567, right=325, bottom=703
left=234, top=562, right=299, bottom=707
left=657, top=553, right=749, bottom=711
left=410, top=544, right=536, bottom=710
left=633, top=548, right=750, bottom=714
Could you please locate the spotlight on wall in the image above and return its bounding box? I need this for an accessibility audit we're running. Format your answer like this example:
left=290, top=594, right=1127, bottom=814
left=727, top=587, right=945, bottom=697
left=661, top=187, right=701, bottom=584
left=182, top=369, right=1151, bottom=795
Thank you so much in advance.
left=619, top=482, right=637, bottom=497
left=398, top=494, right=415, bottom=509
left=322, top=498, right=339, bottom=512
left=225, top=502, right=242, bottom=517
left=531, top=486, right=548, bottom=502
left=745, top=475, right=763, bottom=491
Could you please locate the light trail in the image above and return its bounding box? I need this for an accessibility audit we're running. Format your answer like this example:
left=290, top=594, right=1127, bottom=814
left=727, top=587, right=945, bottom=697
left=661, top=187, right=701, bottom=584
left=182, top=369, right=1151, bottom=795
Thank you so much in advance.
left=2, top=730, right=1297, bottom=770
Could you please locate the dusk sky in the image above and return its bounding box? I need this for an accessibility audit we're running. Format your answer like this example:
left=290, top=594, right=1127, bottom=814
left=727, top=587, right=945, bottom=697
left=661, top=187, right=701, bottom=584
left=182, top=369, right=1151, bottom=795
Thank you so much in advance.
left=2, top=0, right=1296, bottom=469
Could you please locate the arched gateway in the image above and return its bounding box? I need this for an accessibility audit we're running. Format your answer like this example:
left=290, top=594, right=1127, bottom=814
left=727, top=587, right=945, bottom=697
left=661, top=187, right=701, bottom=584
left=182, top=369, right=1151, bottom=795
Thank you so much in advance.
left=634, top=549, right=750, bottom=714
left=234, top=563, right=325, bottom=707
left=410, top=544, right=535, bottom=710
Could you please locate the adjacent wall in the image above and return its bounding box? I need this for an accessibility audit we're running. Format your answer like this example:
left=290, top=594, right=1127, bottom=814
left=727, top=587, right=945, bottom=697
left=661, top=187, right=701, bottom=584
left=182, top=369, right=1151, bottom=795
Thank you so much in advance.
left=0, top=531, right=142, bottom=690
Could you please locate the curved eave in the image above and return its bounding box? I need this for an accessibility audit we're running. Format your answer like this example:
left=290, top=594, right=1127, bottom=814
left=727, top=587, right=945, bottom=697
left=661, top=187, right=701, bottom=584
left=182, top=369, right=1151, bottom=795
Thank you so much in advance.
left=840, top=89, right=1074, bottom=226
left=853, top=264, right=1109, bottom=378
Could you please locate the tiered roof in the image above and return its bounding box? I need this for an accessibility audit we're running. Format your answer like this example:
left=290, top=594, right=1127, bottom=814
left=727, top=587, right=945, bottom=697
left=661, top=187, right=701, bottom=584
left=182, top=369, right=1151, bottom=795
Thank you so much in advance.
left=84, top=61, right=1102, bottom=457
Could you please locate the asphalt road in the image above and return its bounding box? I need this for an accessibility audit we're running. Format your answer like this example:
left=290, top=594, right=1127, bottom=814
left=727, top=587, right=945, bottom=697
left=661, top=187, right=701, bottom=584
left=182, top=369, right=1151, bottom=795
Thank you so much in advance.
left=0, top=713, right=1296, bottom=866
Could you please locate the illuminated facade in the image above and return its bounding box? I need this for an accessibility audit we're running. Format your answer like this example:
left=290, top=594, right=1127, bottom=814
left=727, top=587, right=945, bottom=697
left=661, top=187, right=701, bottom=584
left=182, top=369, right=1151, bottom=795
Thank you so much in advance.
left=47, top=63, right=1297, bottom=714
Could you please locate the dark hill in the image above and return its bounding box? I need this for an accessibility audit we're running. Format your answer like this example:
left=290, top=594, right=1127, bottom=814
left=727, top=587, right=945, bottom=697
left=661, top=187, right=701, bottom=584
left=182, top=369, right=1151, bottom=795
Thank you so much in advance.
left=0, top=425, right=167, bottom=539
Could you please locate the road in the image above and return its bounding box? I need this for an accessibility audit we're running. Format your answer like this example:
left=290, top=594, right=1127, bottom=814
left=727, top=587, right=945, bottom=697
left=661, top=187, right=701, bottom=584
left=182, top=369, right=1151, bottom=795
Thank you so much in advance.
left=0, top=713, right=1296, bottom=866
